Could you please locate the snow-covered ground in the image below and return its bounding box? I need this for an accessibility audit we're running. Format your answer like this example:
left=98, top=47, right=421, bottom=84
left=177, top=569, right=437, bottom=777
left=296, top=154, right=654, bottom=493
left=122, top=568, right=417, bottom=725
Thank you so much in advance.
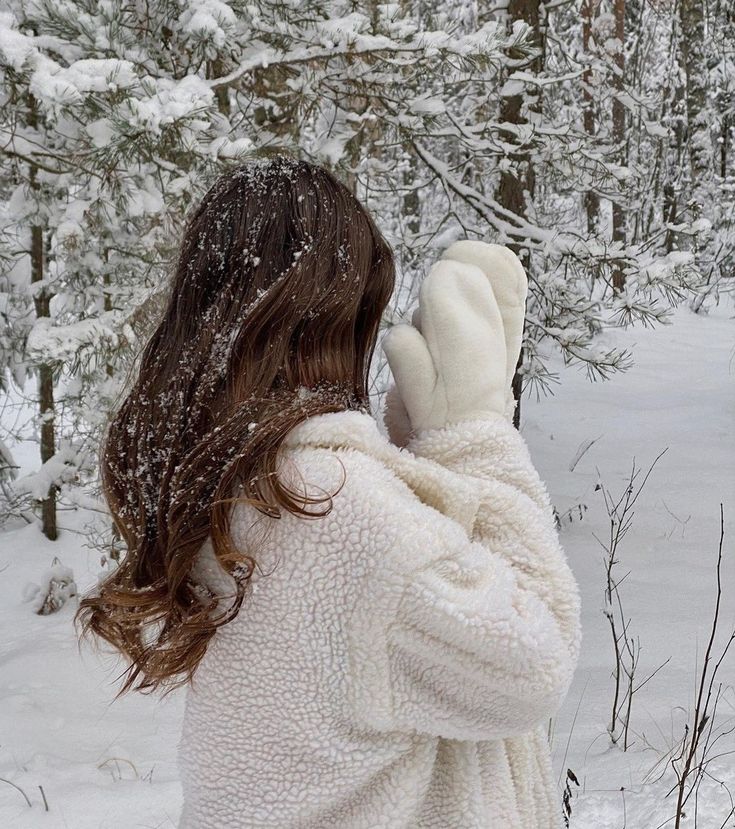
left=532, top=300, right=735, bottom=827
left=1, top=299, right=733, bottom=828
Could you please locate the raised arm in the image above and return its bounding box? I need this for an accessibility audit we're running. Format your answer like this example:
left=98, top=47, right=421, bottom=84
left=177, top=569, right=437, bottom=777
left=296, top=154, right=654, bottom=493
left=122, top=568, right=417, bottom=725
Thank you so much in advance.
left=336, top=433, right=579, bottom=742
left=370, top=245, right=581, bottom=740
left=405, top=414, right=581, bottom=674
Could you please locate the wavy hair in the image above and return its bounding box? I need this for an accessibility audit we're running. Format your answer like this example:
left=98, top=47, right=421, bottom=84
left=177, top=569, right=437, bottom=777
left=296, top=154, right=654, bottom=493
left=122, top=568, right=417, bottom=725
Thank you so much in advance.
left=74, top=155, right=396, bottom=696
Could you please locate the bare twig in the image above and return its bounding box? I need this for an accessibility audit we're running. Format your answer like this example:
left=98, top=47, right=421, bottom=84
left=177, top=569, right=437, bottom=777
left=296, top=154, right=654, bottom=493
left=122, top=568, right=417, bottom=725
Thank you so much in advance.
left=0, top=776, right=32, bottom=808
left=667, top=505, right=734, bottom=829
left=594, top=449, right=669, bottom=748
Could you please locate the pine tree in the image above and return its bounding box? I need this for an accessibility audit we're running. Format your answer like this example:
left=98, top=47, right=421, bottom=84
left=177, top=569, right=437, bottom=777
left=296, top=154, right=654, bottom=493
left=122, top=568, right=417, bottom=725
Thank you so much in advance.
left=0, top=0, right=724, bottom=550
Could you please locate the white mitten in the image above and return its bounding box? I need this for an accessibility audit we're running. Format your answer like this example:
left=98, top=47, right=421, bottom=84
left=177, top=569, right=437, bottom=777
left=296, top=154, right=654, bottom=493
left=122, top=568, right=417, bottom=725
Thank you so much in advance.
left=382, top=259, right=507, bottom=436
left=440, top=241, right=527, bottom=420
left=383, top=305, right=422, bottom=447
left=383, top=381, right=413, bottom=449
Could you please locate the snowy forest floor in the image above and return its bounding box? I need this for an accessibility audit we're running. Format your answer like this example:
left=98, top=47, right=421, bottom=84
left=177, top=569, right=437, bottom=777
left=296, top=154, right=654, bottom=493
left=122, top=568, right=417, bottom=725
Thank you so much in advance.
left=1, top=299, right=734, bottom=829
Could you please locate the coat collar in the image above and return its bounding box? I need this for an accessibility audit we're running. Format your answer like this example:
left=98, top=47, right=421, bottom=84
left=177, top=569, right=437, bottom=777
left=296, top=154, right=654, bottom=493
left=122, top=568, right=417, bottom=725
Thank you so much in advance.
left=283, top=409, right=482, bottom=535
left=283, top=408, right=383, bottom=452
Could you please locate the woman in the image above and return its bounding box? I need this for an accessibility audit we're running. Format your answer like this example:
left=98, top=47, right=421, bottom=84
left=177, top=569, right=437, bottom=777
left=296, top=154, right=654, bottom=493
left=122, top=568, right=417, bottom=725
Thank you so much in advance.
left=76, top=155, right=581, bottom=829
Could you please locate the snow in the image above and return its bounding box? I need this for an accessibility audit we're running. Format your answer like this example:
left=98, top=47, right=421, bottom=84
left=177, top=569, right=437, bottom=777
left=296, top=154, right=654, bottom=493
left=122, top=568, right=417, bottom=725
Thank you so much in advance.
left=26, top=313, right=125, bottom=363
left=126, top=75, right=215, bottom=136
left=12, top=444, right=84, bottom=501
left=408, top=96, right=444, bottom=115
left=318, top=136, right=350, bottom=167
left=315, top=13, right=371, bottom=46
left=0, top=13, right=36, bottom=70
left=500, top=78, right=526, bottom=97
left=126, top=180, right=165, bottom=218
left=0, top=301, right=733, bottom=827
left=534, top=302, right=735, bottom=826
left=30, top=58, right=139, bottom=107
left=85, top=119, right=115, bottom=148
left=180, top=0, right=237, bottom=46
left=207, top=135, right=255, bottom=160
left=643, top=119, right=669, bottom=138
left=22, top=560, right=77, bottom=615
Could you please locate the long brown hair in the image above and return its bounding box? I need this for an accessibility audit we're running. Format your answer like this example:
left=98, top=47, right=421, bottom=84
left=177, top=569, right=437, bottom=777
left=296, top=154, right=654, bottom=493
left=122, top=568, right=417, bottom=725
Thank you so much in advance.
left=74, top=155, right=395, bottom=696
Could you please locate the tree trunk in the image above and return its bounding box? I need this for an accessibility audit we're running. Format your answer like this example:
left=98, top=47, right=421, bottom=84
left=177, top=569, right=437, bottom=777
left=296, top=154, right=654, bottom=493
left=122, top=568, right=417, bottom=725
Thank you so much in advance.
left=582, top=0, right=600, bottom=234
left=250, top=65, right=301, bottom=148
left=719, top=2, right=734, bottom=181
left=401, top=151, right=421, bottom=275
left=657, top=12, right=682, bottom=253
left=678, top=0, right=715, bottom=217
left=611, top=0, right=627, bottom=295
left=495, top=0, right=543, bottom=429
left=27, top=92, right=58, bottom=540
left=209, top=58, right=231, bottom=117
left=722, top=114, right=730, bottom=182
left=339, top=0, right=385, bottom=195
left=663, top=182, right=678, bottom=253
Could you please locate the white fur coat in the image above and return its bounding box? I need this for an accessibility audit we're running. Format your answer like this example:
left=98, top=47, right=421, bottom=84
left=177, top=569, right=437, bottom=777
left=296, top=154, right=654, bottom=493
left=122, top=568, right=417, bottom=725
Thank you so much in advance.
left=176, top=408, right=582, bottom=828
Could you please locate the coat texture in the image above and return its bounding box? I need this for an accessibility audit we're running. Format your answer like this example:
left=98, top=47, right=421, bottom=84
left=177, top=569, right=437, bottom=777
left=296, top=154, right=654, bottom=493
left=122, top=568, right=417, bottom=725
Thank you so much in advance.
left=176, top=408, right=582, bottom=829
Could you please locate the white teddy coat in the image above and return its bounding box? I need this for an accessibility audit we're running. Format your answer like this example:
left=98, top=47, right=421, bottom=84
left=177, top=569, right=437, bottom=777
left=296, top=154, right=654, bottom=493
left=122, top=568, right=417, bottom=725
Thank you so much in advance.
left=176, top=408, right=582, bottom=829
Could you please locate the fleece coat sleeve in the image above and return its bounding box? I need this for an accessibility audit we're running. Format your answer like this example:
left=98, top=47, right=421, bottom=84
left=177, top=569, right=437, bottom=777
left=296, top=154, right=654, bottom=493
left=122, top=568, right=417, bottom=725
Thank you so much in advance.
left=343, top=413, right=582, bottom=743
